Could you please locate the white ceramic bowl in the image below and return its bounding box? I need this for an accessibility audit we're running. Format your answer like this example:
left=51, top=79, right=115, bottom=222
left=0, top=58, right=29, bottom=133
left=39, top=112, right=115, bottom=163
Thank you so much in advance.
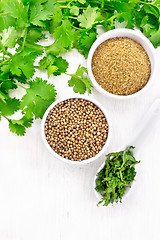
left=41, top=96, right=112, bottom=165
left=87, top=28, right=157, bottom=99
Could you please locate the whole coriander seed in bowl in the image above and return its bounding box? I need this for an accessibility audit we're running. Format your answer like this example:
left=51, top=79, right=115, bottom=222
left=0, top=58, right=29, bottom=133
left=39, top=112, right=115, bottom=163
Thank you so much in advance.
left=41, top=96, right=112, bottom=164
left=87, top=28, right=156, bottom=99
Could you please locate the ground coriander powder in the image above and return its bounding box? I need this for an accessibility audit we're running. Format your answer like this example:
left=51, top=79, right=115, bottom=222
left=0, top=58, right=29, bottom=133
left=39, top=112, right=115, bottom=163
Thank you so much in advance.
left=92, top=37, right=151, bottom=95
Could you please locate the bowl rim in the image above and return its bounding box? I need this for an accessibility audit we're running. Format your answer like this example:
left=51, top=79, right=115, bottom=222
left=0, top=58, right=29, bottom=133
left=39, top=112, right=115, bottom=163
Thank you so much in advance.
left=87, top=28, right=157, bottom=99
left=41, top=95, right=112, bottom=165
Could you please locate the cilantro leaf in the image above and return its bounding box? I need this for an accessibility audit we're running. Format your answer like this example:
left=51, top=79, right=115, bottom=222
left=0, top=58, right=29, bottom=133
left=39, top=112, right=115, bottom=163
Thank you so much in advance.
left=20, top=116, right=33, bottom=128
left=53, top=57, right=68, bottom=75
left=2, top=0, right=29, bottom=28
left=12, top=116, right=33, bottom=128
left=149, top=28, right=160, bottom=47
left=0, top=97, right=20, bottom=116
left=20, top=77, right=57, bottom=119
left=0, top=90, right=7, bottom=102
left=48, top=7, right=63, bottom=34
left=80, top=32, right=97, bottom=49
left=46, top=39, right=67, bottom=55
left=27, top=28, right=46, bottom=43
left=77, top=5, right=102, bottom=29
left=53, top=20, right=75, bottom=48
left=52, top=7, right=63, bottom=23
left=8, top=116, right=33, bottom=136
left=33, top=97, right=55, bottom=119
left=39, top=55, right=69, bottom=77
left=78, top=30, right=97, bottom=58
left=1, top=26, right=18, bottom=48
left=68, top=65, right=92, bottom=94
left=140, top=16, right=157, bottom=38
left=70, top=6, right=79, bottom=16
left=0, top=15, right=16, bottom=32
left=9, top=121, right=26, bottom=136
left=142, top=3, right=159, bottom=19
left=19, top=43, right=44, bottom=57
left=0, top=78, right=17, bottom=94
left=10, top=54, right=35, bottom=80
left=30, top=1, right=55, bottom=27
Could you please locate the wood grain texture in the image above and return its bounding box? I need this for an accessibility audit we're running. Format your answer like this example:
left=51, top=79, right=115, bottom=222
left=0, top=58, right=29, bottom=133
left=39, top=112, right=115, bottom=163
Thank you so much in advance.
left=0, top=44, right=160, bottom=240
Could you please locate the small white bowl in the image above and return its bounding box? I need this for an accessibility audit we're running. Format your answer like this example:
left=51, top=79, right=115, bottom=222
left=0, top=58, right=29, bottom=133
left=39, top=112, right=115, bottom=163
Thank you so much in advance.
left=41, top=96, right=112, bottom=165
left=87, top=28, right=157, bottom=99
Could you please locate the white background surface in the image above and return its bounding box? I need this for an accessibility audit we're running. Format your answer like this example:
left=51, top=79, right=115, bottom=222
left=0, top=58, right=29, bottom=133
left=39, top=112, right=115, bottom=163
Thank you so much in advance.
left=0, top=34, right=160, bottom=240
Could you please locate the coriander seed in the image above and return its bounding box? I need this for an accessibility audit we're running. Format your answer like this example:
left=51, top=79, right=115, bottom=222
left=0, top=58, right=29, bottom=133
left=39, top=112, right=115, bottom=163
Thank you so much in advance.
left=44, top=98, right=108, bottom=161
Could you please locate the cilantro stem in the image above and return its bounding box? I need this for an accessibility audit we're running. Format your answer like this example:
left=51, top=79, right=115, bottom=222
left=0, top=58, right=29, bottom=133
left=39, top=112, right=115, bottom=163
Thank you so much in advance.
left=0, top=54, right=9, bottom=60
left=139, top=0, right=152, bottom=4
left=16, top=83, right=27, bottom=90
left=66, top=0, right=74, bottom=8
left=0, top=58, right=10, bottom=67
left=60, top=5, right=86, bottom=9
left=0, top=40, right=6, bottom=61
left=5, top=51, right=12, bottom=57
left=22, top=29, right=27, bottom=50
left=120, top=171, right=123, bottom=182
left=0, top=28, right=28, bottom=67
left=65, top=73, right=72, bottom=77
left=68, top=16, right=77, bottom=20
left=72, top=25, right=81, bottom=30
left=0, top=13, right=7, bottom=16
left=17, top=28, right=27, bottom=54
left=101, top=0, right=104, bottom=9
left=1, top=114, right=9, bottom=121
left=87, top=0, right=101, bottom=5
left=105, top=13, right=121, bottom=23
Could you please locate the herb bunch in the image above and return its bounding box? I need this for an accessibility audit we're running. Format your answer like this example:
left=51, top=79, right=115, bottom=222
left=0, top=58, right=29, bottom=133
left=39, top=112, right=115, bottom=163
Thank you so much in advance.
left=0, top=0, right=160, bottom=136
left=95, top=146, right=140, bottom=206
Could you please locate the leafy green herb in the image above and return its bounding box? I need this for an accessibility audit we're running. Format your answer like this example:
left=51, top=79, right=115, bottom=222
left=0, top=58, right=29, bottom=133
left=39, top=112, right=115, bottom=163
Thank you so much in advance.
left=70, top=6, right=79, bottom=16
left=0, top=77, right=57, bottom=135
left=8, top=117, right=33, bottom=136
left=95, top=146, right=140, bottom=206
left=38, top=55, right=69, bottom=77
left=1, top=26, right=18, bottom=48
left=0, top=97, right=20, bottom=116
left=0, top=0, right=160, bottom=135
left=68, top=65, right=92, bottom=94
left=77, top=6, right=102, bottom=29
left=20, top=77, right=57, bottom=119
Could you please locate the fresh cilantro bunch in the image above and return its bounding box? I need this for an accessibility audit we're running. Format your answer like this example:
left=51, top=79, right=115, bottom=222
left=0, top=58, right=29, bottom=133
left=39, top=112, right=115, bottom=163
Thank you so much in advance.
left=95, top=146, right=140, bottom=206
left=0, top=0, right=91, bottom=135
left=0, top=0, right=160, bottom=135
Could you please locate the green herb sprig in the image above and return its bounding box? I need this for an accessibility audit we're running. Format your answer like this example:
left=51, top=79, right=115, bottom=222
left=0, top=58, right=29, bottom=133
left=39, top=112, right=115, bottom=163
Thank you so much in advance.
left=95, top=146, right=140, bottom=206
left=0, top=0, right=160, bottom=135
